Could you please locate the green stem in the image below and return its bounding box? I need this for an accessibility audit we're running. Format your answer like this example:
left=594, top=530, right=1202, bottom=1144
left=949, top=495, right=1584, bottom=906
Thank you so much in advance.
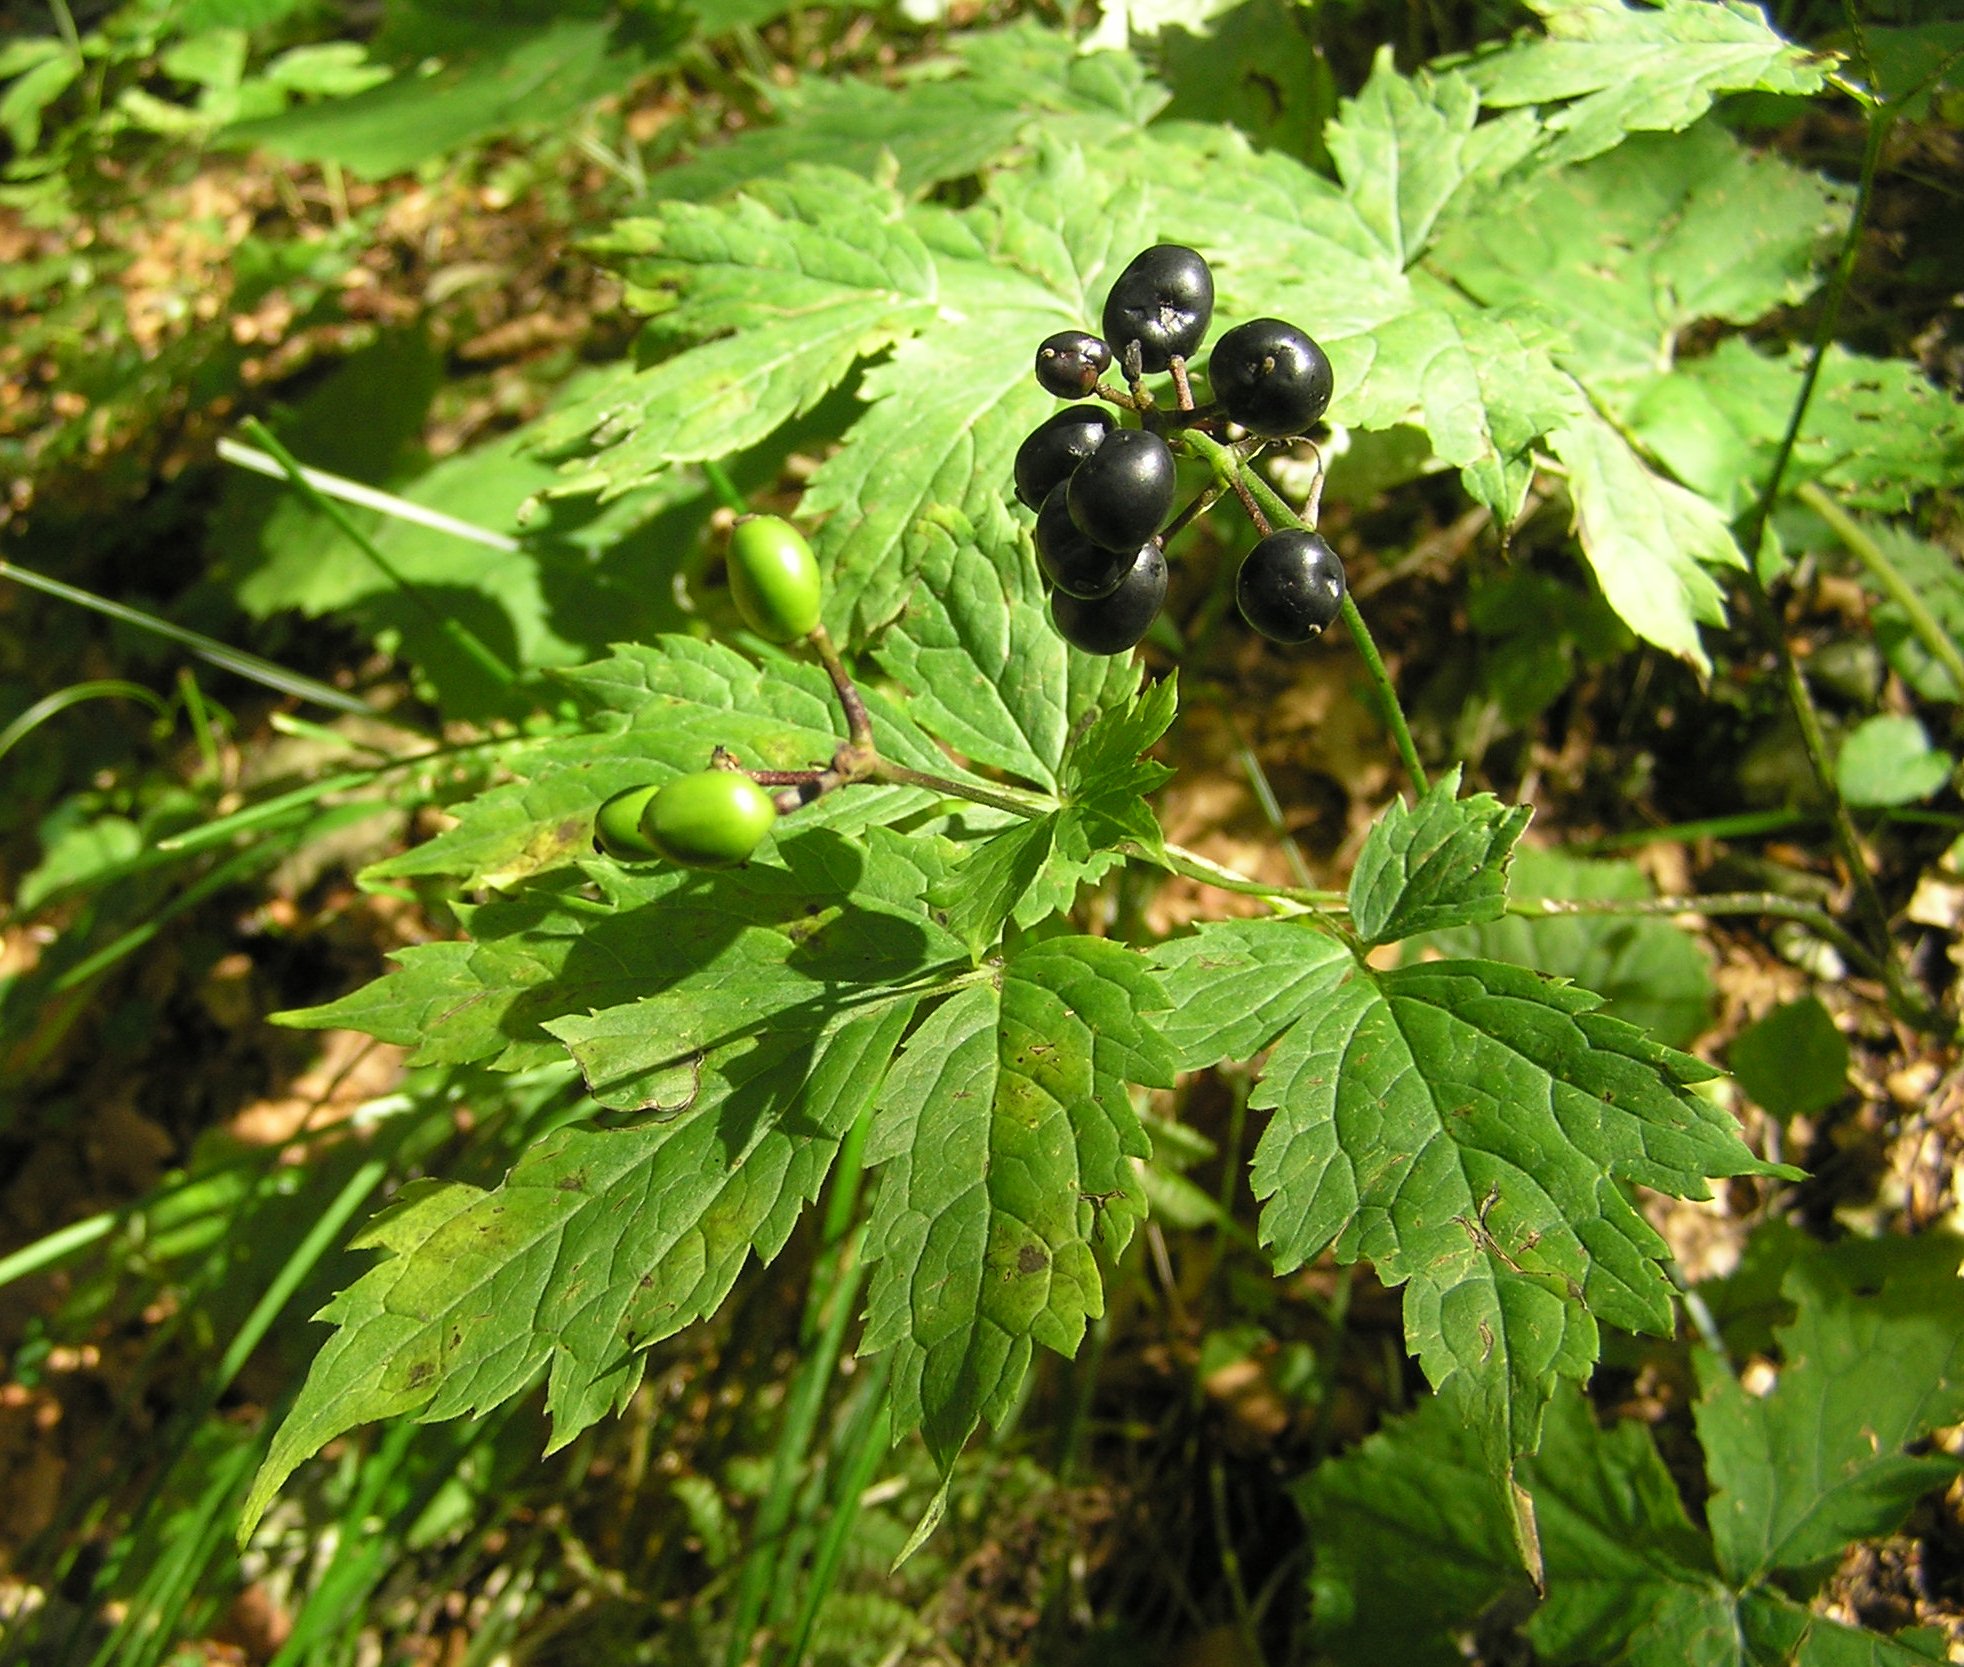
left=1185, top=428, right=1428, bottom=797
left=1799, top=479, right=1964, bottom=699
left=1726, top=91, right=1913, bottom=1019
left=867, top=757, right=1056, bottom=819
left=241, top=420, right=519, bottom=695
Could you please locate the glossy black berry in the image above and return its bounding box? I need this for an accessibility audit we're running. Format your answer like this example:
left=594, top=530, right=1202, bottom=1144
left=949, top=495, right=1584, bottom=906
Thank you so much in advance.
left=1236, top=529, right=1347, bottom=644
left=1013, top=404, right=1116, bottom=511
left=1035, top=486, right=1134, bottom=600
left=1034, top=331, right=1112, bottom=399
left=1067, top=427, right=1175, bottom=552
left=1050, top=543, right=1167, bottom=655
left=1101, top=244, right=1214, bottom=375
left=1209, top=318, right=1333, bottom=438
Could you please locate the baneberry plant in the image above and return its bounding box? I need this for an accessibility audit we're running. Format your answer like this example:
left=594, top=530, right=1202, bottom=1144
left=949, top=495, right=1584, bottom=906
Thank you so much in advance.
left=227, top=6, right=1959, bottom=1635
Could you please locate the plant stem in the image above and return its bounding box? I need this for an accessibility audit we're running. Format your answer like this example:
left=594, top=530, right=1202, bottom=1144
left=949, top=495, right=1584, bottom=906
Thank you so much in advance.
left=1334, top=591, right=1429, bottom=800
left=241, top=420, right=519, bottom=695
left=1726, top=85, right=1914, bottom=1018
left=1799, top=479, right=1964, bottom=698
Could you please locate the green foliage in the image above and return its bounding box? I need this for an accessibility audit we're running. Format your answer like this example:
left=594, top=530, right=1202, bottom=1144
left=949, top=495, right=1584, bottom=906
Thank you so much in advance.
left=1302, top=1232, right=1964, bottom=1665
left=14, top=0, right=1963, bottom=1656
left=1728, top=996, right=1848, bottom=1116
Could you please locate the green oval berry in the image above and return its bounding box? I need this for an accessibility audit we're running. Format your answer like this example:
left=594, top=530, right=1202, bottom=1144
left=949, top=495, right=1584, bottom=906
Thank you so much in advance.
left=642, top=770, right=778, bottom=868
left=592, top=783, right=666, bottom=860
left=727, top=515, right=823, bottom=643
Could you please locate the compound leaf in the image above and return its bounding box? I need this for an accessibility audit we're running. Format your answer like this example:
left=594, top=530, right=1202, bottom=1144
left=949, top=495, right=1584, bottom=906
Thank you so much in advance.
left=242, top=979, right=916, bottom=1540
left=863, top=937, right=1174, bottom=1464
left=1462, top=0, right=1831, bottom=167
left=1696, top=1235, right=1964, bottom=1587
left=1157, top=921, right=1769, bottom=1473
left=531, top=167, right=942, bottom=489
left=1347, top=766, right=1532, bottom=945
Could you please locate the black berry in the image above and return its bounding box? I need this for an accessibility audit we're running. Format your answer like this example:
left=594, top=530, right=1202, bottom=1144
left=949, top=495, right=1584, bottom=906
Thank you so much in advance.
left=1034, top=331, right=1112, bottom=399
left=1101, top=244, right=1214, bottom=375
left=1013, top=404, right=1116, bottom=511
left=1050, top=543, right=1167, bottom=655
left=1209, top=318, right=1333, bottom=438
left=1067, top=427, right=1175, bottom=551
left=1035, top=486, right=1134, bottom=600
left=1236, top=529, right=1346, bottom=644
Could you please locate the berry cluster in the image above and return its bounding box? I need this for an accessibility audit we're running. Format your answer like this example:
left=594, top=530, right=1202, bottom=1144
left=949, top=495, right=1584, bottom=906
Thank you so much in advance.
left=1013, top=244, right=1348, bottom=653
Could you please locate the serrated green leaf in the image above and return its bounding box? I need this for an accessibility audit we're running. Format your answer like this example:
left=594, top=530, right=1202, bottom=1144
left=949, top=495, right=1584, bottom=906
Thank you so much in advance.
left=808, top=148, right=1159, bottom=640
left=1158, top=922, right=1766, bottom=1471
left=1337, top=292, right=1583, bottom=522
left=1413, top=847, right=1714, bottom=1049
left=863, top=937, right=1174, bottom=1464
left=1152, top=917, right=1354, bottom=1069
left=1462, top=0, right=1831, bottom=167
left=922, top=677, right=1176, bottom=952
left=1836, top=715, right=1953, bottom=809
left=1696, top=1236, right=1964, bottom=1586
left=532, top=168, right=942, bottom=490
left=291, top=822, right=965, bottom=1085
left=240, top=986, right=914, bottom=1540
left=1327, top=50, right=1538, bottom=269
left=1550, top=406, right=1743, bottom=668
left=1521, top=1384, right=1736, bottom=1667
left=873, top=531, right=1141, bottom=790
left=1431, top=123, right=1846, bottom=401
left=1347, top=765, right=1532, bottom=945
left=1298, top=1390, right=1525, bottom=1667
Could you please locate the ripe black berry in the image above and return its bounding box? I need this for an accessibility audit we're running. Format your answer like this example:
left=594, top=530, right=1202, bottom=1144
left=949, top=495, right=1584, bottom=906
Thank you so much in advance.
left=1034, top=331, right=1112, bottom=399
left=1050, top=543, right=1167, bottom=655
left=1013, top=404, right=1115, bottom=511
left=1067, top=427, right=1175, bottom=551
left=1209, top=319, right=1333, bottom=438
left=1035, top=486, right=1134, bottom=600
left=1101, top=245, right=1214, bottom=375
left=1236, top=529, right=1346, bottom=644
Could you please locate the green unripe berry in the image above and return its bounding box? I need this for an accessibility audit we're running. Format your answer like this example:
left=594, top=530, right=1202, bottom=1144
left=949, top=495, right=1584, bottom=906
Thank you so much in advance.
left=642, top=769, right=778, bottom=868
left=727, top=515, right=823, bottom=643
left=592, top=782, right=667, bottom=861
